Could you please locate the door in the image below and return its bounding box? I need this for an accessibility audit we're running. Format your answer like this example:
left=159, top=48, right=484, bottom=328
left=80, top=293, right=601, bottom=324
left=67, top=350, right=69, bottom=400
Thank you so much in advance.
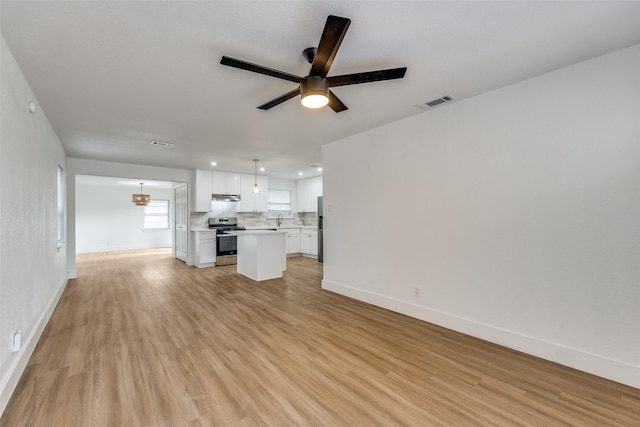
left=174, top=184, right=188, bottom=262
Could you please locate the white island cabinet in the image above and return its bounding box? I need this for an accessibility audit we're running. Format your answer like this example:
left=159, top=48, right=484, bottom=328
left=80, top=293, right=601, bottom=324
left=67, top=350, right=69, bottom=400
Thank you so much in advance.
left=236, top=230, right=286, bottom=281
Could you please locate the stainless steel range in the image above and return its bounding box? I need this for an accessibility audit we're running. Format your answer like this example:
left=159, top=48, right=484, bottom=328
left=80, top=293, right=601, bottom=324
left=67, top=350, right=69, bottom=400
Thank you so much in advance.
left=208, top=217, right=245, bottom=266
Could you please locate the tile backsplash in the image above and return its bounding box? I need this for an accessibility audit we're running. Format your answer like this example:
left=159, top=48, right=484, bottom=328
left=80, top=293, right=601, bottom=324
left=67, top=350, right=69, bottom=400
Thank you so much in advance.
left=190, top=209, right=317, bottom=228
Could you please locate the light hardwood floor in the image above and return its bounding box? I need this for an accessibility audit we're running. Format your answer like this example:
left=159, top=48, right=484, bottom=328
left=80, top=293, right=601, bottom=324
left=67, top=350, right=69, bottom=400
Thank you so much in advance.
left=2, top=249, right=639, bottom=426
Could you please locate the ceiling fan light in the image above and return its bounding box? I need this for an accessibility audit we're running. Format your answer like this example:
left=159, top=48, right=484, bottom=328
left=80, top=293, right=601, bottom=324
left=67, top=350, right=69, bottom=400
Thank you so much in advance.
left=300, top=76, right=329, bottom=109
left=301, top=94, right=329, bottom=109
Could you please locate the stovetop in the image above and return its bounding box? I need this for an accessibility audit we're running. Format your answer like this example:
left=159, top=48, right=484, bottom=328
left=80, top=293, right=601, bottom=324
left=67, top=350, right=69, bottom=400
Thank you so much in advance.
left=214, top=227, right=246, bottom=234
left=208, top=217, right=245, bottom=233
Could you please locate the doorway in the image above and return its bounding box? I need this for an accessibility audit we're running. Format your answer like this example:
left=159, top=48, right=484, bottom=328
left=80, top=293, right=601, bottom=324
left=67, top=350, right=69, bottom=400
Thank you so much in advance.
left=75, top=175, right=187, bottom=259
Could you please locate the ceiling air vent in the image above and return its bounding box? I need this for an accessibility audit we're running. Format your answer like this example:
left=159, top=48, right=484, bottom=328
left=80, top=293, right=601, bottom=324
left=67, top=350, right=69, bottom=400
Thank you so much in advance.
left=425, top=96, right=453, bottom=107
left=150, top=140, right=174, bottom=147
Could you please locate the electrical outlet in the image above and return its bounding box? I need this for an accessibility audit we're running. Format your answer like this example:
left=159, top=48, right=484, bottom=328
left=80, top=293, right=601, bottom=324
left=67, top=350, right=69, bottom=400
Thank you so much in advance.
left=413, top=287, right=420, bottom=298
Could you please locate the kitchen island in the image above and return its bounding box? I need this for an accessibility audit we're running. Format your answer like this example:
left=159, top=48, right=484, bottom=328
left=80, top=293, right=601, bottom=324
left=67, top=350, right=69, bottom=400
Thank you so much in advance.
left=235, top=230, right=287, bottom=281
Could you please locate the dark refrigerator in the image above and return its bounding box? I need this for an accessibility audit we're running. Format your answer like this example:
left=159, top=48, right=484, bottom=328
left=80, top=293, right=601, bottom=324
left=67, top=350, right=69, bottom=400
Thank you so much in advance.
left=317, top=196, right=323, bottom=262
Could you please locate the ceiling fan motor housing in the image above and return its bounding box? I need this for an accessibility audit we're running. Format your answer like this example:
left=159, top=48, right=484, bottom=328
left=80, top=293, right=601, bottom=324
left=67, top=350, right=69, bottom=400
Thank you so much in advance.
left=301, top=76, right=328, bottom=96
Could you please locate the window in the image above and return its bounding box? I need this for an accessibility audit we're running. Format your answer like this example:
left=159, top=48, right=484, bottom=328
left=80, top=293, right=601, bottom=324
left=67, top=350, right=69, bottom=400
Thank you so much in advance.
left=268, top=190, right=292, bottom=218
left=144, top=199, right=170, bottom=229
left=57, top=165, right=65, bottom=249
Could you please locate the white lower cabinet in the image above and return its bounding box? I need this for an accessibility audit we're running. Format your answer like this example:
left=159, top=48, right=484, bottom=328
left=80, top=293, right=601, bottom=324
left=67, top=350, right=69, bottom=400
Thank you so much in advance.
left=285, top=229, right=301, bottom=254
left=310, top=232, right=318, bottom=256
left=301, top=229, right=318, bottom=257
left=274, top=228, right=317, bottom=257
left=194, top=231, right=216, bottom=268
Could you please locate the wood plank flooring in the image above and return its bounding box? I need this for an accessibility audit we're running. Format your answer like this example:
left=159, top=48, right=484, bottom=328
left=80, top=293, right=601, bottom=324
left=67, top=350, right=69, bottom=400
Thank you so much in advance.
left=2, top=249, right=639, bottom=426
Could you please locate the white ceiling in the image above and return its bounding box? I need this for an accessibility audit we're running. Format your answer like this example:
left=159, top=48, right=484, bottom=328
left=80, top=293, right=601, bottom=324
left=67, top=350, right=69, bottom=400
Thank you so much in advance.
left=3, top=1, right=640, bottom=180
left=76, top=175, right=175, bottom=189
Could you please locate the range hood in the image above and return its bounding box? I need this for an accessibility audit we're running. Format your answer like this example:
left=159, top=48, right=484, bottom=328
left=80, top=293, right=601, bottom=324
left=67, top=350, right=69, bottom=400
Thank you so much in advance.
left=212, top=193, right=241, bottom=202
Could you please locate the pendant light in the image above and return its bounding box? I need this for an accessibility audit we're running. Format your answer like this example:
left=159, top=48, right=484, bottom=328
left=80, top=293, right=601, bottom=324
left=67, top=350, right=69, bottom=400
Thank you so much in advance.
left=132, top=182, right=150, bottom=206
left=253, top=159, right=260, bottom=193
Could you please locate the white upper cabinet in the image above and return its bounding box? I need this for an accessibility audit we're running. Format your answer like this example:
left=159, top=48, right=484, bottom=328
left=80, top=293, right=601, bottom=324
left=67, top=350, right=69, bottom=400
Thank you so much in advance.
left=237, top=174, right=269, bottom=212
left=195, top=169, right=213, bottom=211
left=212, top=171, right=241, bottom=195
left=296, top=176, right=323, bottom=212
left=195, top=169, right=243, bottom=211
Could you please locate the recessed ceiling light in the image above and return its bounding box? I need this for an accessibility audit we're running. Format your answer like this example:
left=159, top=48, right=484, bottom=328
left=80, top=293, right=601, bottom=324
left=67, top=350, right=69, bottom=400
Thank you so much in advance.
left=210, top=162, right=217, bottom=166
left=317, top=167, right=323, bottom=172
left=259, top=167, right=265, bottom=172
left=298, top=172, right=304, bottom=176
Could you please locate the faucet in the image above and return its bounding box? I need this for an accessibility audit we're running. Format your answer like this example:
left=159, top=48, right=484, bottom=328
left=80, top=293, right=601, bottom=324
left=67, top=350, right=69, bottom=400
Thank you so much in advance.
left=276, top=213, right=283, bottom=227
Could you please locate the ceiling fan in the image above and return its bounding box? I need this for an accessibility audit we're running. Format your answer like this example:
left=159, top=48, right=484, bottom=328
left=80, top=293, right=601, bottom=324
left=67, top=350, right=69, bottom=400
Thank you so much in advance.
left=220, top=15, right=407, bottom=112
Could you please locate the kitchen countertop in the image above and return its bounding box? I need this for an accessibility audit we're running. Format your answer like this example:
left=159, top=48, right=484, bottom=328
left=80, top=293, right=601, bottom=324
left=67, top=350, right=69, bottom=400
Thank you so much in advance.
left=233, top=229, right=286, bottom=235
left=191, top=225, right=216, bottom=232
left=191, top=226, right=212, bottom=232
left=243, top=225, right=317, bottom=230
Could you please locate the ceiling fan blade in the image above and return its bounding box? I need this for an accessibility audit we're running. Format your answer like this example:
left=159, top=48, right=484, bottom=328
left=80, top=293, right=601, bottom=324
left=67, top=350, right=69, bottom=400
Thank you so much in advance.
left=309, top=15, right=351, bottom=77
left=220, top=56, right=302, bottom=83
left=257, top=88, right=301, bottom=110
left=328, top=90, right=348, bottom=113
left=327, top=67, right=407, bottom=87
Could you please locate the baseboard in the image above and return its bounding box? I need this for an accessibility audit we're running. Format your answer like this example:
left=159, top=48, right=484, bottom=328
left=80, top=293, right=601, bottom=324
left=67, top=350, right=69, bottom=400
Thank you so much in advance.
left=77, top=245, right=159, bottom=253
left=322, top=279, right=640, bottom=389
left=0, top=277, right=68, bottom=416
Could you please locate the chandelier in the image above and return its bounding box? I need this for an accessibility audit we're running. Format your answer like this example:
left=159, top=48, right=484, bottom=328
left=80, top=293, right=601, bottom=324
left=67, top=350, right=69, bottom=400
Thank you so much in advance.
left=132, top=182, right=150, bottom=206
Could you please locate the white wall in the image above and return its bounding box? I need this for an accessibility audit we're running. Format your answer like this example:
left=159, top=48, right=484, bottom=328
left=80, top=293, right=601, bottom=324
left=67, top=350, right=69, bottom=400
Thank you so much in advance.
left=76, top=183, right=173, bottom=253
left=322, top=45, right=640, bottom=388
left=0, top=36, right=69, bottom=414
